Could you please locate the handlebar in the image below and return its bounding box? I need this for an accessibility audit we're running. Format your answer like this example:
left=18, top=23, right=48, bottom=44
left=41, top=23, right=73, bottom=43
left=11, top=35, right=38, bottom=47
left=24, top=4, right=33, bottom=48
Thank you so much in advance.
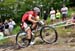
left=37, top=20, right=44, bottom=26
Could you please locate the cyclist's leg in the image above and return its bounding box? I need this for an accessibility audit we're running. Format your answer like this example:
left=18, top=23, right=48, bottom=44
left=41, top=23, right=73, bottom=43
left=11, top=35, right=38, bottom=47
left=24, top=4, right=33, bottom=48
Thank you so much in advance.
left=26, top=28, right=32, bottom=39
left=31, top=23, right=37, bottom=31
left=23, top=23, right=36, bottom=45
left=30, top=23, right=36, bottom=45
left=23, top=22, right=32, bottom=39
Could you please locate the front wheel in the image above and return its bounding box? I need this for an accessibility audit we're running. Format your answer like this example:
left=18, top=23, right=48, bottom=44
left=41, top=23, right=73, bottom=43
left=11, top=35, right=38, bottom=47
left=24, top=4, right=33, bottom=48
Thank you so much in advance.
left=16, top=30, right=30, bottom=48
left=40, top=26, right=58, bottom=44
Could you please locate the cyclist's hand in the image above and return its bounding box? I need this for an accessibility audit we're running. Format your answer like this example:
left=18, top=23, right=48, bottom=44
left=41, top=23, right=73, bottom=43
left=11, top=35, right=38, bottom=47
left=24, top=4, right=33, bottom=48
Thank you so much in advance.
left=36, top=21, right=40, bottom=24
left=34, top=21, right=38, bottom=24
left=37, top=21, right=44, bottom=26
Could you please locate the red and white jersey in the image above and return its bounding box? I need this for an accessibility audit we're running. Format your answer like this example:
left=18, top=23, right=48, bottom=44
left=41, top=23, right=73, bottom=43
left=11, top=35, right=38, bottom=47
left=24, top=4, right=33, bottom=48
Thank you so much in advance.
left=50, top=10, right=56, bottom=20
left=50, top=10, right=55, bottom=15
left=21, top=11, right=37, bottom=22
left=61, top=7, right=68, bottom=14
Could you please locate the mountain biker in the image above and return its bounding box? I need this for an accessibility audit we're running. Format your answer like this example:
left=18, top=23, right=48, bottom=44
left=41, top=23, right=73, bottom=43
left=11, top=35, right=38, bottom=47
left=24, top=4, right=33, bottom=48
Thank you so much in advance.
left=21, top=7, right=40, bottom=45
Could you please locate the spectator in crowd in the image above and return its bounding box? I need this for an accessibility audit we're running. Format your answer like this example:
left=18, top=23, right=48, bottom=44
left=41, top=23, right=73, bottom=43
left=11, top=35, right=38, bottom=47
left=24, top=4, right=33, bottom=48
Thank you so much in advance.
left=0, top=21, right=4, bottom=39
left=4, top=19, right=10, bottom=36
left=43, top=10, right=48, bottom=25
left=8, top=18, right=16, bottom=34
left=56, top=10, right=61, bottom=22
left=50, top=7, right=56, bottom=24
left=61, top=4, right=68, bottom=21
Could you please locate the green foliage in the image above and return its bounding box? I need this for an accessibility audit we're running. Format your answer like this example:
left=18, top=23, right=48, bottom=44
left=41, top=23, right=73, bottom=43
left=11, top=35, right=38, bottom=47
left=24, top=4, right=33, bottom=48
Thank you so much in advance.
left=0, top=0, right=71, bottom=23
left=0, top=38, right=10, bottom=45
left=12, top=25, right=20, bottom=34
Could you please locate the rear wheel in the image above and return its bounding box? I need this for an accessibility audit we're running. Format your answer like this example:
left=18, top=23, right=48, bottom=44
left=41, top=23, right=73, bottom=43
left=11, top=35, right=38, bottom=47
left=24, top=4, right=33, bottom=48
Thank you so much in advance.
left=40, top=26, right=58, bottom=44
left=16, top=31, right=30, bottom=48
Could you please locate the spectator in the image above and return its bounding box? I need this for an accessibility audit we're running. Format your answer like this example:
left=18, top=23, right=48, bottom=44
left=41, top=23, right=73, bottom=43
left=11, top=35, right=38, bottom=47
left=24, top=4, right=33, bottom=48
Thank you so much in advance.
left=4, top=19, right=10, bottom=36
left=50, top=7, right=56, bottom=24
left=43, top=10, right=48, bottom=25
left=61, top=4, right=68, bottom=21
left=8, top=18, right=16, bottom=34
left=56, top=10, right=61, bottom=22
left=0, top=22, right=4, bottom=39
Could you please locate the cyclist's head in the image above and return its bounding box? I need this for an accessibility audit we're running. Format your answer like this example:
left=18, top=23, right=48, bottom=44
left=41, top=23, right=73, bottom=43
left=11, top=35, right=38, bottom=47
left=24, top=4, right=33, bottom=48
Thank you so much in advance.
left=33, top=7, right=40, bottom=15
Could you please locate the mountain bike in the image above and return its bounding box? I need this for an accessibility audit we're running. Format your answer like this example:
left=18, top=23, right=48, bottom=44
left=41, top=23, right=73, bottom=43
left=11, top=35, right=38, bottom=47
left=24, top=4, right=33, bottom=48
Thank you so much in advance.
left=16, top=20, right=58, bottom=48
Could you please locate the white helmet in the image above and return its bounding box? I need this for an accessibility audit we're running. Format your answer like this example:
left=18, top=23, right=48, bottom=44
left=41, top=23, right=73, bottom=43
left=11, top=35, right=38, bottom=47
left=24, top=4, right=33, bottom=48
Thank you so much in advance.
left=33, top=7, right=40, bottom=13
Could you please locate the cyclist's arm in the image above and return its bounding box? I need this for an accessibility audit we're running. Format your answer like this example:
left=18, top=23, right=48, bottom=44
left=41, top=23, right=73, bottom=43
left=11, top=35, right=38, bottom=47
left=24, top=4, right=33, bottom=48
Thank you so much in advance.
left=28, top=14, right=37, bottom=23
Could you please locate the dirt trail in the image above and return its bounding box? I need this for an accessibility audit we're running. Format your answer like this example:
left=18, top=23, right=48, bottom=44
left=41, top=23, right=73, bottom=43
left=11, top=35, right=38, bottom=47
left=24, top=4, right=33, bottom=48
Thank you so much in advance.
left=0, top=44, right=75, bottom=51
left=0, top=37, right=75, bottom=51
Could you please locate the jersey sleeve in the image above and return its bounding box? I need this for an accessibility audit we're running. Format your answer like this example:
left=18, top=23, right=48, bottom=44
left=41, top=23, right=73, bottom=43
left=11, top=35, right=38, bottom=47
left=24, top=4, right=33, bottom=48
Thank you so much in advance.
left=29, top=14, right=33, bottom=17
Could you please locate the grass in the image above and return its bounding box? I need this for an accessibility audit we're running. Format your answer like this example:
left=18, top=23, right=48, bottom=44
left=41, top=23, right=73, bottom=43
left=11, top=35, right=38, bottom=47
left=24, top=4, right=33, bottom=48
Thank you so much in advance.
left=56, top=27, right=75, bottom=38
left=12, top=25, right=20, bottom=35
left=0, top=38, right=11, bottom=45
